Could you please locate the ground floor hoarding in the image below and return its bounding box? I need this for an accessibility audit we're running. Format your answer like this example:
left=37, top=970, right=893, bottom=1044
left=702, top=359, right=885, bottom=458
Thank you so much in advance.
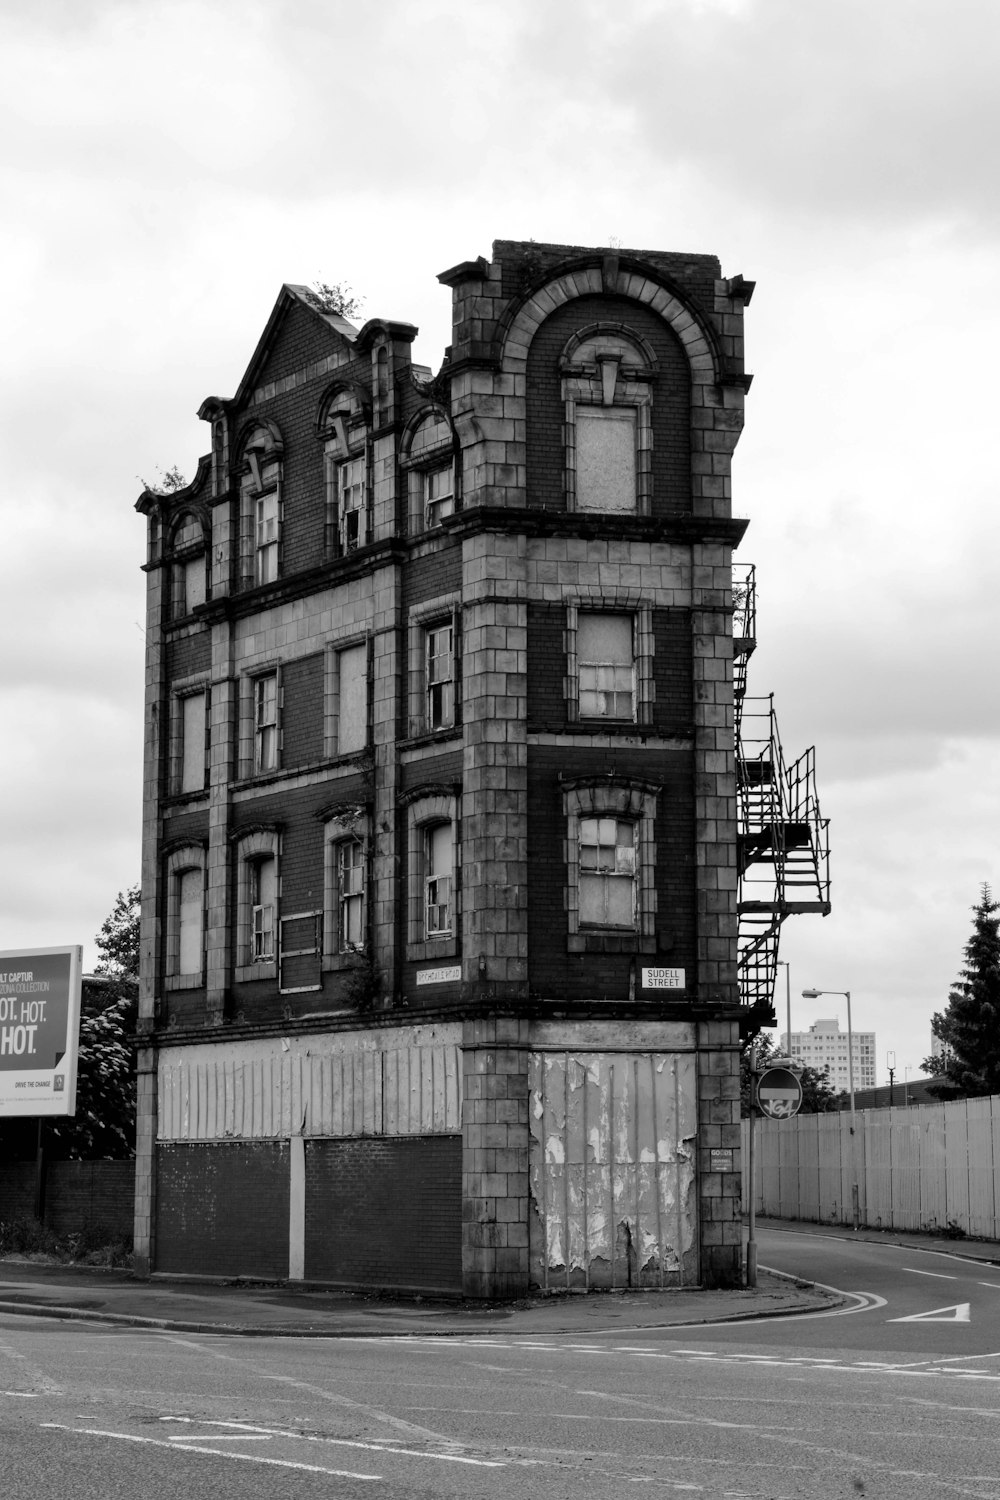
left=0, top=946, right=82, bottom=1116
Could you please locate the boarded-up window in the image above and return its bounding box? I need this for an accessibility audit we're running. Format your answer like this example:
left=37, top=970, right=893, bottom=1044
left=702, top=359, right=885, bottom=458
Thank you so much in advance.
left=184, top=555, right=206, bottom=612
left=338, top=643, right=367, bottom=754
left=576, top=407, right=636, bottom=512
left=178, top=868, right=203, bottom=975
left=180, top=692, right=206, bottom=793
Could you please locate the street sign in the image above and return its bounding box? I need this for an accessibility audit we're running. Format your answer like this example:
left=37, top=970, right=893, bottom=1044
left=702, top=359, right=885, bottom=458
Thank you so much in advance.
left=755, top=1065, right=803, bottom=1119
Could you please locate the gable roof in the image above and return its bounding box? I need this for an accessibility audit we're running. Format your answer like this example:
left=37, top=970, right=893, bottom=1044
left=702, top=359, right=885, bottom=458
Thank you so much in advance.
left=231, top=283, right=359, bottom=408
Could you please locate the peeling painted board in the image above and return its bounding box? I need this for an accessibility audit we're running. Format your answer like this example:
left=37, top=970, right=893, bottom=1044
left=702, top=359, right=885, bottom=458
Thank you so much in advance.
left=531, top=1020, right=696, bottom=1052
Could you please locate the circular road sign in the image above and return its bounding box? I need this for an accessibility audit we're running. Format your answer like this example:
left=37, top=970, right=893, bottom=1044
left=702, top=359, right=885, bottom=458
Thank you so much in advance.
left=756, top=1066, right=803, bottom=1120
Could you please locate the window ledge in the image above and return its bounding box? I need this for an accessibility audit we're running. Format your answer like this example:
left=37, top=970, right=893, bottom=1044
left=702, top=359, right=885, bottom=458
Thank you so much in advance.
left=322, top=951, right=368, bottom=974
left=164, top=973, right=205, bottom=991
left=234, top=962, right=277, bottom=983
left=568, top=933, right=657, bottom=955
left=406, top=936, right=459, bottom=963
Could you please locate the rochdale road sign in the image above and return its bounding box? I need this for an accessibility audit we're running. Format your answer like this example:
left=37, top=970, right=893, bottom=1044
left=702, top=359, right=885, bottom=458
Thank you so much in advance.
left=756, top=1065, right=803, bottom=1119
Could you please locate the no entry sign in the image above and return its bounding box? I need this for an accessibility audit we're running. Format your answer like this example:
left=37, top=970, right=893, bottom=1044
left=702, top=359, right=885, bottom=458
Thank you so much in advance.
left=755, top=1066, right=803, bottom=1119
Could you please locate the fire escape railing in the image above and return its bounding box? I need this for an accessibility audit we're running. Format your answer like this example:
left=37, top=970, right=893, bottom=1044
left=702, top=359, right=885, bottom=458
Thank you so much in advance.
left=734, top=588, right=831, bottom=1016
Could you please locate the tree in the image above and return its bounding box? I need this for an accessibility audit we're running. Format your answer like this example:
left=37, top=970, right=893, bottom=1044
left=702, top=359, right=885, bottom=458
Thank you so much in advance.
left=924, top=884, right=1000, bottom=1097
left=740, top=1031, right=844, bottom=1117
left=94, top=884, right=140, bottom=980
left=47, top=888, right=140, bottom=1158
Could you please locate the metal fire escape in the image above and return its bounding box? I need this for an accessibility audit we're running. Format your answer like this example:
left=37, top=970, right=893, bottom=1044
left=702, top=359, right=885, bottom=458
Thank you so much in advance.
left=733, top=565, right=831, bottom=1022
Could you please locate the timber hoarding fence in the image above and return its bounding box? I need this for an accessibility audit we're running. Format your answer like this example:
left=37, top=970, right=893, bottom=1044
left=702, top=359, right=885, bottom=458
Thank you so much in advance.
left=742, top=1096, right=1000, bottom=1238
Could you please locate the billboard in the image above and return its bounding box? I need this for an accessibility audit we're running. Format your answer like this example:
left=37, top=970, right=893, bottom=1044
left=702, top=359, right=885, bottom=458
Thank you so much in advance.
left=0, top=946, right=82, bottom=1117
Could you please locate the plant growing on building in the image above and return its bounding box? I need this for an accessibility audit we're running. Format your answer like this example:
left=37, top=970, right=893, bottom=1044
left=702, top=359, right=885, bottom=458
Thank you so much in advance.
left=924, top=884, right=1000, bottom=1097
left=308, top=281, right=364, bottom=320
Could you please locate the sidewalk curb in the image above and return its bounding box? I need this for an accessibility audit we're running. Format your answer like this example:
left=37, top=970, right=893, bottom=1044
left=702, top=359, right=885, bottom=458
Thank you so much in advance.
left=0, top=1286, right=842, bottom=1339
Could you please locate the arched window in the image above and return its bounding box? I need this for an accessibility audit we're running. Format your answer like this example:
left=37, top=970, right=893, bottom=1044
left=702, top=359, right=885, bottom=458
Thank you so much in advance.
left=233, top=828, right=280, bottom=980
left=401, top=408, right=457, bottom=534
left=404, top=789, right=459, bottom=960
left=317, top=387, right=371, bottom=558
left=559, top=325, right=657, bottom=515
left=237, top=423, right=283, bottom=588
left=164, top=844, right=206, bottom=988
left=168, top=511, right=209, bottom=620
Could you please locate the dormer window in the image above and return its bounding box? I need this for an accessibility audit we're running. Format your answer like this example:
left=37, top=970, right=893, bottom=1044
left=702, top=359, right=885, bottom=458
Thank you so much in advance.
left=319, top=391, right=371, bottom=559
left=402, top=409, right=457, bottom=534
left=169, top=512, right=208, bottom=620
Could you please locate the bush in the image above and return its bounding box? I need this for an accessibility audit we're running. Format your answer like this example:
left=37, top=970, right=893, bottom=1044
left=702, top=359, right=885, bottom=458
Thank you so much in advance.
left=0, top=1217, right=132, bottom=1266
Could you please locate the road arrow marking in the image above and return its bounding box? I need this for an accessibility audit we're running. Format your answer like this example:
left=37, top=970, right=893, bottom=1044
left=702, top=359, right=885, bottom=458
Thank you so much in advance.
left=889, top=1303, right=971, bottom=1323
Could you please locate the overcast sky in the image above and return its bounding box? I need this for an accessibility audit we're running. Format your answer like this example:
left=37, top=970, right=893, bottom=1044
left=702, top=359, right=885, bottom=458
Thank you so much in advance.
left=3, top=0, right=997, bottom=1083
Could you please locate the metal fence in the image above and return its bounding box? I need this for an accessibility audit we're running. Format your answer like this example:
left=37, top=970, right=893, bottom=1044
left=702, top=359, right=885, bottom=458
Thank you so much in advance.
left=741, top=1095, right=1000, bottom=1237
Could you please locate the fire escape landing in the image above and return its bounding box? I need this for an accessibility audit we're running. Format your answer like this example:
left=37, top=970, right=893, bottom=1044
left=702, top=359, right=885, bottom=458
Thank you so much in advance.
left=733, top=566, right=831, bottom=1026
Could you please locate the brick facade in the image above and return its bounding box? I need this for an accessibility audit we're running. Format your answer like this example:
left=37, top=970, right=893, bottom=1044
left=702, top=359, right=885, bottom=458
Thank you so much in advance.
left=135, top=241, right=759, bottom=1295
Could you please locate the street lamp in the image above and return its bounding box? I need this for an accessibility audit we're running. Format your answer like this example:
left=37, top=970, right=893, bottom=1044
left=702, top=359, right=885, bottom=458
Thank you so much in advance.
left=802, top=986, right=859, bottom=1229
left=776, top=960, right=792, bottom=1056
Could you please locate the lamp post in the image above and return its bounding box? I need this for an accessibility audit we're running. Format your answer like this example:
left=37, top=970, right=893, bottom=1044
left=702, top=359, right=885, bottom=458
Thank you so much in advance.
left=776, top=960, right=792, bottom=1056
left=802, top=986, right=859, bottom=1229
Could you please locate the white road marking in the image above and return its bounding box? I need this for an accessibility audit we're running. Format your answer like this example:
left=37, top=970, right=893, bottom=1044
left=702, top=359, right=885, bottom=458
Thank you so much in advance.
left=903, top=1267, right=958, bottom=1279
left=890, top=1303, right=971, bottom=1323
left=158, top=1414, right=506, bottom=1467
left=1, top=1390, right=37, bottom=1398
left=40, top=1424, right=382, bottom=1479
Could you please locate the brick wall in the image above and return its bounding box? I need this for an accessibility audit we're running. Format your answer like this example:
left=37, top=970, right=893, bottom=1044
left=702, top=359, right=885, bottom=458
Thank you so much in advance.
left=304, top=1135, right=462, bottom=1293
left=155, top=1141, right=289, bottom=1278
left=0, top=1160, right=135, bottom=1238
left=526, top=744, right=695, bottom=1001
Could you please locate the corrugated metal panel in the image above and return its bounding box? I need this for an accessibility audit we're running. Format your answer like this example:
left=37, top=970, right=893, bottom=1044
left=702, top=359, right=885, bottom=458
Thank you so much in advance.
left=529, top=1050, right=698, bottom=1291
left=158, top=1025, right=463, bottom=1141
left=742, top=1094, right=1000, bottom=1238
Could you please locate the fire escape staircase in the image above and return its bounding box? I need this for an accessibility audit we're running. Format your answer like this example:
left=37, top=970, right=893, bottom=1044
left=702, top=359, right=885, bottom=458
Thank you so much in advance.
left=733, top=566, right=831, bottom=1020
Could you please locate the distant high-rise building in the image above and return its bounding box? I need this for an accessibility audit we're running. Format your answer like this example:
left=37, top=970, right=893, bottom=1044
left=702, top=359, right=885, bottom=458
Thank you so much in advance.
left=782, top=1017, right=876, bottom=1091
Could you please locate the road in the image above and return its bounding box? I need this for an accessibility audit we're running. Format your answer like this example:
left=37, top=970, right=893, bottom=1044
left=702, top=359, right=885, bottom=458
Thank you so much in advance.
left=5, top=1227, right=1000, bottom=1498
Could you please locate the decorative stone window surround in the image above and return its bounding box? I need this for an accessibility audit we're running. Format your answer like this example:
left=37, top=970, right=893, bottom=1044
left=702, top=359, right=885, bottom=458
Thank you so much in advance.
left=168, top=675, right=211, bottom=797
left=561, top=778, right=659, bottom=955
left=318, top=389, right=371, bottom=559
left=560, top=324, right=656, bottom=516
left=564, top=594, right=654, bottom=726
left=233, top=827, right=280, bottom=981
left=237, top=664, right=282, bottom=780
left=164, top=843, right=207, bottom=990
left=168, top=511, right=210, bottom=620
left=401, top=407, right=458, bottom=535
left=322, top=807, right=371, bottom=970
left=406, top=594, right=461, bottom=739
left=324, top=634, right=370, bottom=759
left=403, top=789, right=459, bottom=962
left=236, top=422, right=284, bottom=589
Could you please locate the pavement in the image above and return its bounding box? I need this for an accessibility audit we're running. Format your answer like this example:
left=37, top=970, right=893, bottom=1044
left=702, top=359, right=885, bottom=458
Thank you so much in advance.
left=2, top=1218, right=994, bottom=1339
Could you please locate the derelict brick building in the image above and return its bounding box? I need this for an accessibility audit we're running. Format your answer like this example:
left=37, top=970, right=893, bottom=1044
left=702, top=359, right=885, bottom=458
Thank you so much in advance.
left=134, top=239, right=830, bottom=1295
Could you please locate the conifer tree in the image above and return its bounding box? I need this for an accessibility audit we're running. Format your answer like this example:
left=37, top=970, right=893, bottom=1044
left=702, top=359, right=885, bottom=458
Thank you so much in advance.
left=925, top=885, right=1000, bottom=1096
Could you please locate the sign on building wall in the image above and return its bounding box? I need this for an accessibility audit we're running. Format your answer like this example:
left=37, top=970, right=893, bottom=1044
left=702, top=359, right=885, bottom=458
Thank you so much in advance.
left=0, top=946, right=82, bottom=1117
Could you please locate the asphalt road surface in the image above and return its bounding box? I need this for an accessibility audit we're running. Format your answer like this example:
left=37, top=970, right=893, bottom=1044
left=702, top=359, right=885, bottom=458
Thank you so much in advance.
left=5, top=1227, right=1000, bottom=1499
